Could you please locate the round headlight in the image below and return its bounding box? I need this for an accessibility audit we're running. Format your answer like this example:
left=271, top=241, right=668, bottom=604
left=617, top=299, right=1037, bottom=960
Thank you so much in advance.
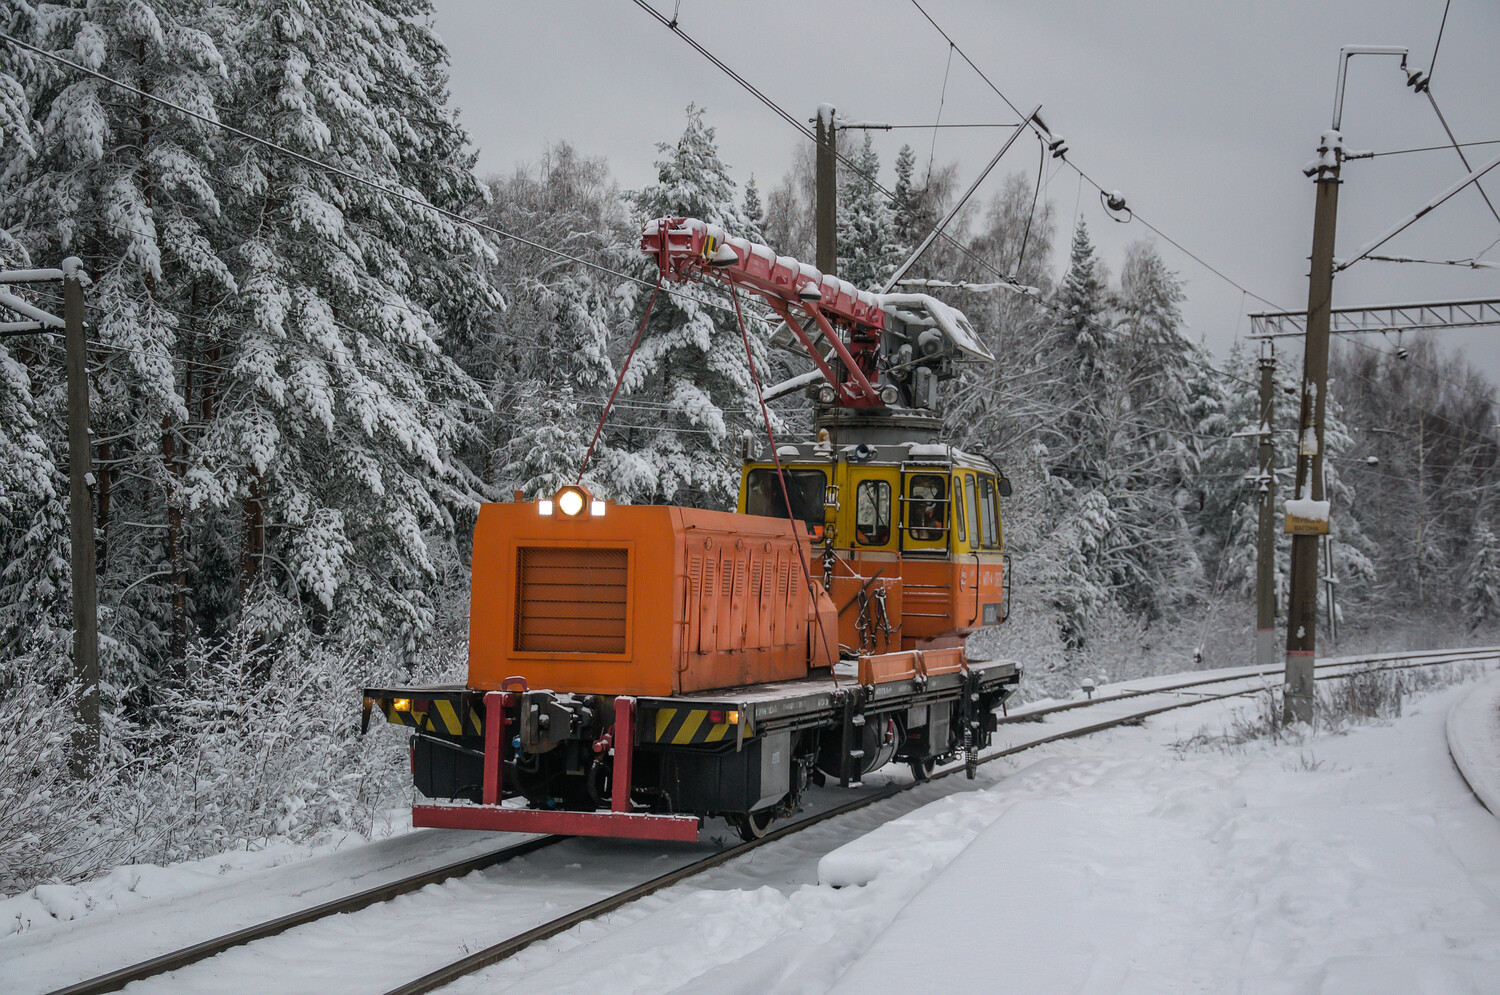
left=556, top=486, right=586, bottom=517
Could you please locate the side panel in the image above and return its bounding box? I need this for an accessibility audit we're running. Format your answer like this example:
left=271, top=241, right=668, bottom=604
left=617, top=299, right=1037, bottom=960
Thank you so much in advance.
left=468, top=501, right=820, bottom=697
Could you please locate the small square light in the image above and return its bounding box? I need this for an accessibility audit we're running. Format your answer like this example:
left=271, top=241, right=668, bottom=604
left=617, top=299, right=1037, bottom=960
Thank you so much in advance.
left=590, top=499, right=606, bottom=517
left=538, top=499, right=554, bottom=516
left=393, top=698, right=412, bottom=712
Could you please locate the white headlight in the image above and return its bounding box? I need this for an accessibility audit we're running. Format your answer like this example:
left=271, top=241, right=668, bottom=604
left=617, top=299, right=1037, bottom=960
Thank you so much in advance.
left=538, top=499, right=554, bottom=516
left=590, top=499, right=606, bottom=517
left=556, top=488, right=585, bottom=517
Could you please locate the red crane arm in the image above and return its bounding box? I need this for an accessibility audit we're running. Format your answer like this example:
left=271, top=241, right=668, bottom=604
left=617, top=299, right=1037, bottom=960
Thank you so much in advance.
left=641, top=217, right=886, bottom=407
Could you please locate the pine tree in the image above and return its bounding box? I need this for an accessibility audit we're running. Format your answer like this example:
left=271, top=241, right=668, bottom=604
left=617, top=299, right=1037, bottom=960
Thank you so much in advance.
left=471, top=144, right=632, bottom=499
left=1048, top=219, right=1111, bottom=484
left=627, top=105, right=770, bottom=508
left=1462, top=522, right=1500, bottom=630
left=891, top=143, right=919, bottom=253
left=211, top=0, right=499, bottom=658
left=742, top=174, right=765, bottom=244
left=836, top=133, right=898, bottom=289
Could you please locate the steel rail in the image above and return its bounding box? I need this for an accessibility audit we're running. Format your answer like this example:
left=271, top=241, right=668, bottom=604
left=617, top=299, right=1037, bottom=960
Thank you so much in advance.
left=378, top=647, right=1500, bottom=995
left=44, top=834, right=568, bottom=995
left=999, top=646, right=1500, bottom=725
left=46, top=648, right=1494, bottom=995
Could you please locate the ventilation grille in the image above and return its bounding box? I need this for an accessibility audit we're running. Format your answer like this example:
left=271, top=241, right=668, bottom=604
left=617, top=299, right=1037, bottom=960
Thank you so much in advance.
left=514, top=547, right=628, bottom=653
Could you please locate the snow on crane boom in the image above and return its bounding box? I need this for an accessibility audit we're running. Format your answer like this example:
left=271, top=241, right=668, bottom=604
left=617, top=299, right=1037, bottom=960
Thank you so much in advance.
left=641, top=217, right=993, bottom=412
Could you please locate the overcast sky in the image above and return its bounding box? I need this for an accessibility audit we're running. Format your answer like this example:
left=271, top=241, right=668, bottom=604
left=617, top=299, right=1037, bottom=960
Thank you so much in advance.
left=432, top=0, right=1500, bottom=382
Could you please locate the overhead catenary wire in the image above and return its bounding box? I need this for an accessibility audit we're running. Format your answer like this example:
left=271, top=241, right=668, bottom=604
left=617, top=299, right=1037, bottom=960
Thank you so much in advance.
left=903, top=0, right=1289, bottom=314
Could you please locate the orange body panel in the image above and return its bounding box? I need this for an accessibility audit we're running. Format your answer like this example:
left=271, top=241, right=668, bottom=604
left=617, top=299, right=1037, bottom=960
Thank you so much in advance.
left=832, top=554, right=1006, bottom=650
left=468, top=502, right=832, bottom=696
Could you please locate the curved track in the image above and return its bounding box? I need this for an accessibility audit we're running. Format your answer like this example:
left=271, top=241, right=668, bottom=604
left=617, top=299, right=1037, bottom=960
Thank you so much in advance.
left=43, top=646, right=1498, bottom=995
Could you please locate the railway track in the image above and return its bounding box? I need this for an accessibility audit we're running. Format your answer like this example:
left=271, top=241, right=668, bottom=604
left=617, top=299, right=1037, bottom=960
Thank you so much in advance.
left=44, top=645, right=1498, bottom=995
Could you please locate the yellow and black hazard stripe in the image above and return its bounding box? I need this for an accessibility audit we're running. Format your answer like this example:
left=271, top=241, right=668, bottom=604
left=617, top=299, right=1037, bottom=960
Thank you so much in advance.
left=644, top=707, right=751, bottom=745
left=382, top=698, right=482, bottom=737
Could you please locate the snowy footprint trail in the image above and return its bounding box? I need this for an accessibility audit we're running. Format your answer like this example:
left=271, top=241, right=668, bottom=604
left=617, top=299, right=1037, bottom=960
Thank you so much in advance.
left=834, top=680, right=1500, bottom=995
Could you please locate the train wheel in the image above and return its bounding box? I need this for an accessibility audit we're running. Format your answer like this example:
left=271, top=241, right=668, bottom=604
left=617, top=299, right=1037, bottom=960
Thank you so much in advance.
left=732, top=807, right=775, bottom=843
left=909, top=757, right=936, bottom=782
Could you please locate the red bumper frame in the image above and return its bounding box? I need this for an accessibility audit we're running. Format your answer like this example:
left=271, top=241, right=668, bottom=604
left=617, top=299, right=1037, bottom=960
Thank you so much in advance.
left=411, top=692, right=702, bottom=843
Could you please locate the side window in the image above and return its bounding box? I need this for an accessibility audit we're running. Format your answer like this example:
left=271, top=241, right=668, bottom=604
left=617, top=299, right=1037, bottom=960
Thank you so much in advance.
left=953, top=476, right=967, bottom=543
left=965, top=473, right=981, bottom=547
left=978, top=476, right=1002, bottom=549
left=854, top=480, right=891, bottom=546
left=906, top=473, right=948, bottom=544
left=745, top=468, right=828, bottom=530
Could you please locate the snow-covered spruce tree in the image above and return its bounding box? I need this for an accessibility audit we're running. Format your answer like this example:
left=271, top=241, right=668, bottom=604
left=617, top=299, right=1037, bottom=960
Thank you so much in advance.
left=624, top=105, right=771, bottom=508
left=0, top=0, right=241, bottom=693
left=1102, top=240, right=1201, bottom=620
left=204, top=0, right=498, bottom=663
left=741, top=174, right=765, bottom=244
left=891, top=143, right=920, bottom=255
left=1462, top=521, right=1500, bottom=630
left=1047, top=219, right=1111, bottom=485
left=836, top=132, right=898, bottom=290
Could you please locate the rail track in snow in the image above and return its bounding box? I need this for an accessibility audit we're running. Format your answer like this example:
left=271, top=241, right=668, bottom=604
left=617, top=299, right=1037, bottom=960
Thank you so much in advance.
left=44, top=645, right=1499, bottom=995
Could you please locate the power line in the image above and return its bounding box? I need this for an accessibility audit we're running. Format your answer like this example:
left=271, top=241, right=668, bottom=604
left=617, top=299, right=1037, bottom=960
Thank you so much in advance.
left=1360, top=137, right=1500, bottom=158
left=1429, top=0, right=1454, bottom=83
left=903, top=0, right=1288, bottom=313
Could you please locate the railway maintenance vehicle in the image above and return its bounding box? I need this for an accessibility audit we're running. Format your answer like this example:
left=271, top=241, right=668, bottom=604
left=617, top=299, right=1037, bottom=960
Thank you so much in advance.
left=362, top=217, right=1020, bottom=842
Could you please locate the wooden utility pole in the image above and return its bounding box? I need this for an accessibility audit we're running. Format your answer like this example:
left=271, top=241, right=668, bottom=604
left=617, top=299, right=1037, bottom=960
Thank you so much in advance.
left=1284, top=130, right=1341, bottom=724
left=63, top=258, right=99, bottom=774
left=1255, top=348, right=1277, bottom=670
left=814, top=103, right=837, bottom=276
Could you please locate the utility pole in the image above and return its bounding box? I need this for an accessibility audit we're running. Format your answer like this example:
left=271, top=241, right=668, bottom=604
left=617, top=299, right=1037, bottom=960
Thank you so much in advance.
left=1283, top=129, right=1339, bottom=724
left=814, top=103, right=837, bottom=275
left=0, top=259, right=98, bottom=773
left=1255, top=347, right=1277, bottom=670
left=1283, top=45, right=1407, bottom=724
left=64, top=258, right=99, bottom=775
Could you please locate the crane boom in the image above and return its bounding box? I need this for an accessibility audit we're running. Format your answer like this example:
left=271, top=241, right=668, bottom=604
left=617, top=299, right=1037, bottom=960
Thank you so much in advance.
left=640, top=216, right=994, bottom=413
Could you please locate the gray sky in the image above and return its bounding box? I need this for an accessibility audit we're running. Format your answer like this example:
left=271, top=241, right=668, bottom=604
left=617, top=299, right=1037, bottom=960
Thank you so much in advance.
left=433, top=0, right=1500, bottom=381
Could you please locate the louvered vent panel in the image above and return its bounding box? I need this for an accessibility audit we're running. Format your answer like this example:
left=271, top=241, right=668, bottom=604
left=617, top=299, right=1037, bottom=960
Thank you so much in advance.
left=515, top=547, right=628, bottom=653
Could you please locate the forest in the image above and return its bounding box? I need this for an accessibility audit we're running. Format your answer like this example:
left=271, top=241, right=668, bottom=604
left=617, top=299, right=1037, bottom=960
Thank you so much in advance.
left=2, top=1, right=1497, bottom=891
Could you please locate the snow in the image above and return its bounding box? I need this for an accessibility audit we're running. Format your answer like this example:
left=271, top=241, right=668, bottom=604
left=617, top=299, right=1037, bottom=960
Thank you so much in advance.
left=833, top=679, right=1500, bottom=994
left=1447, top=670, right=1500, bottom=819
left=9, top=667, right=1499, bottom=995
left=1286, top=497, right=1331, bottom=522
left=876, top=292, right=995, bottom=363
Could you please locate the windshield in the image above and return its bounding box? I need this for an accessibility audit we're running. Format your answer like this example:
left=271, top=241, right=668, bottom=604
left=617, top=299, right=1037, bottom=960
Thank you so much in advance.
left=745, top=468, right=827, bottom=530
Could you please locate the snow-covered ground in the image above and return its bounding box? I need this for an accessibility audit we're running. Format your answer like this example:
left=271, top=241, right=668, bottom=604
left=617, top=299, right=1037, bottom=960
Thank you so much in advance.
left=1449, top=670, right=1500, bottom=819
left=449, top=675, right=1500, bottom=995
left=5, top=665, right=1497, bottom=995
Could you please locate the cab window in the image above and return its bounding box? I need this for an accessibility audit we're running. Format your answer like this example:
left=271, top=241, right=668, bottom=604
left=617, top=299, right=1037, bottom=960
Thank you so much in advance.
left=965, top=473, right=981, bottom=546
left=745, top=468, right=827, bottom=531
left=854, top=479, right=892, bottom=546
left=906, top=473, right=948, bottom=544
left=978, top=475, right=1002, bottom=549
left=953, top=476, right=967, bottom=544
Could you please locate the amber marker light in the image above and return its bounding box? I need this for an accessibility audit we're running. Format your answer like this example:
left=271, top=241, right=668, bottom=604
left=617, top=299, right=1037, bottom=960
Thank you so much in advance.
left=555, top=485, right=587, bottom=517
left=393, top=698, right=412, bottom=712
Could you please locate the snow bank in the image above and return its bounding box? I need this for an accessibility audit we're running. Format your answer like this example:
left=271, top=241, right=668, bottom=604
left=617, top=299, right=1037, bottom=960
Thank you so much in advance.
left=1447, top=670, right=1500, bottom=819
left=831, top=680, right=1500, bottom=995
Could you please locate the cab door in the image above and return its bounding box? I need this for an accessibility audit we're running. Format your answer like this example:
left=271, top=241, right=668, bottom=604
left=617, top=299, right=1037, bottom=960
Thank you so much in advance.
left=898, top=469, right=953, bottom=643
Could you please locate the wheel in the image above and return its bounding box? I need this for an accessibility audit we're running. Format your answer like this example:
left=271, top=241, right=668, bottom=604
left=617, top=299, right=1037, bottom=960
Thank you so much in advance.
left=732, top=807, right=776, bottom=842
left=909, top=757, right=936, bottom=782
